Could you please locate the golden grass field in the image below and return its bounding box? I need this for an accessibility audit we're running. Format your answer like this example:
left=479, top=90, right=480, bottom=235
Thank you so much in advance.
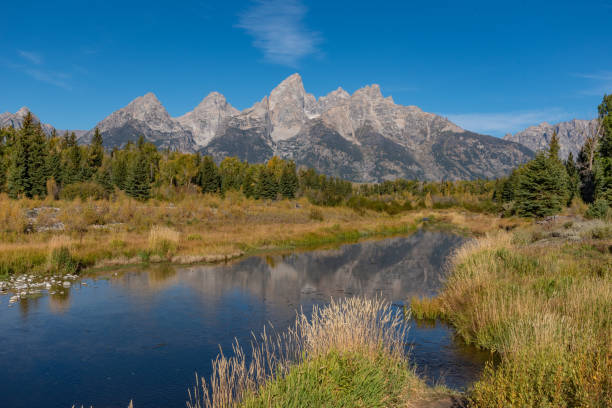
left=412, top=217, right=612, bottom=407
left=0, top=191, right=516, bottom=279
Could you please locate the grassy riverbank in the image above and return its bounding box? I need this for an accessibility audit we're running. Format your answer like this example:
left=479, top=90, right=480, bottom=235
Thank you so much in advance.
left=412, top=218, right=612, bottom=407
left=0, top=192, right=513, bottom=282
left=187, top=297, right=452, bottom=408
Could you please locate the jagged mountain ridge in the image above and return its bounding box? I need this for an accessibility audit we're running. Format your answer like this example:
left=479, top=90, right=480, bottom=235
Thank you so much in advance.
left=6, top=74, right=536, bottom=181
left=0, top=107, right=87, bottom=139
left=503, top=119, right=598, bottom=160
left=198, top=74, right=534, bottom=181
left=0, top=107, right=56, bottom=137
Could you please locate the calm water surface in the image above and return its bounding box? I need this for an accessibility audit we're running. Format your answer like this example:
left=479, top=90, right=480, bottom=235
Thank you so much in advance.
left=0, top=230, right=489, bottom=408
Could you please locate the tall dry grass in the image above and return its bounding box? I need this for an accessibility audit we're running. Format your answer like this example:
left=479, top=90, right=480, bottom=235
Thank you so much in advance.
left=412, top=223, right=612, bottom=407
left=148, top=225, right=181, bottom=257
left=187, top=297, right=412, bottom=408
left=0, top=192, right=474, bottom=277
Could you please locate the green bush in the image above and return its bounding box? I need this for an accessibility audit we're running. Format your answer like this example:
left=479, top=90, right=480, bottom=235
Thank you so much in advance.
left=48, top=247, right=79, bottom=274
left=586, top=198, right=610, bottom=220
left=240, top=350, right=410, bottom=408
left=60, top=181, right=108, bottom=201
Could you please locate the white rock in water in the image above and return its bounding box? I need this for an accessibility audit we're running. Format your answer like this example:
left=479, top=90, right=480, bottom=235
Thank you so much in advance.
left=9, top=295, right=19, bottom=303
left=62, top=281, right=71, bottom=288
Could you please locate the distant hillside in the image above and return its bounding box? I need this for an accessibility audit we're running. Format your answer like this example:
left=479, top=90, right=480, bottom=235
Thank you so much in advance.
left=77, top=74, right=533, bottom=181
left=503, top=119, right=597, bottom=159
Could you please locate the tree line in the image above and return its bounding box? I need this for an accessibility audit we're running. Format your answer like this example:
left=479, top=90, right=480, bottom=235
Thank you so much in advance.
left=0, top=116, right=345, bottom=202
left=495, top=94, right=612, bottom=218
left=0, top=93, right=610, bottom=220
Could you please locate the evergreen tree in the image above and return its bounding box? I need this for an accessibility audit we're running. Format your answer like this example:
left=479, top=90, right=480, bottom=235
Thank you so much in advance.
left=279, top=161, right=298, bottom=199
left=577, top=137, right=597, bottom=203
left=597, top=94, right=612, bottom=158
left=197, top=156, right=221, bottom=194
left=27, top=123, right=49, bottom=197
left=548, top=131, right=561, bottom=160
left=46, top=149, right=63, bottom=186
left=126, top=151, right=150, bottom=200
left=565, top=152, right=580, bottom=205
left=7, top=112, right=35, bottom=198
left=515, top=152, right=569, bottom=217
left=255, top=166, right=278, bottom=199
left=63, top=132, right=82, bottom=184
left=95, top=158, right=114, bottom=194
left=82, top=127, right=105, bottom=180
left=6, top=131, right=28, bottom=198
left=110, top=148, right=129, bottom=190
left=593, top=94, right=612, bottom=203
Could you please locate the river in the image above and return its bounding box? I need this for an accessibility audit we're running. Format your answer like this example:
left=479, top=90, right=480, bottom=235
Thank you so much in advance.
left=0, top=230, right=489, bottom=408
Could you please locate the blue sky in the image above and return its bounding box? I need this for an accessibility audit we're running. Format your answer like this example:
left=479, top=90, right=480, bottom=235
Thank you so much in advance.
left=1, top=0, right=611, bottom=136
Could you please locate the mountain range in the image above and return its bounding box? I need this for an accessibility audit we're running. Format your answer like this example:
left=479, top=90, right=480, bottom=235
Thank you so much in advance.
left=503, top=119, right=597, bottom=160
left=6, top=73, right=588, bottom=182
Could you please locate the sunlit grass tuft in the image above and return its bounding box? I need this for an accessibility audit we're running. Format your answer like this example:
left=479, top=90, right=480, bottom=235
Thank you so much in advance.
left=187, top=297, right=430, bottom=408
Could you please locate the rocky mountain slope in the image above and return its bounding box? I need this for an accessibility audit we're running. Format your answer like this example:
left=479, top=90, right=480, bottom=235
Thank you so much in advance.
left=4, top=74, right=535, bottom=181
left=503, top=119, right=597, bottom=159
left=0, top=107, right=56, bottom=136
left=1, top=107, right=87, bottom=139
left=79, top=74, right=532, bottom=181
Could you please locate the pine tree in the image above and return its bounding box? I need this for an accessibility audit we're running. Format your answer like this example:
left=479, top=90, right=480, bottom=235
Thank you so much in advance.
left=593, top=94, right=612, bottom=203
left=82, top=127, right=104, bottom=181
left=279, top=161, right=298, bottom=199
left=565, top=152, right=580, bottom=205
left=126, top=151, right=150, bottom=200
left=577, top=137, right=597, bottom=203
left=63, top=132, right=82, bottom=185
left=7, top=112, right=35, bottom=198
left=46, top=149, right=63, bottom=186
left=597, top=94, right=612, bottom=158
left=197, top=156, right=221, bottom=194
left=111, top=150, right=128, bottom=190
left=255, top=166, right=278, bottom=199
left=90, top=128, right=104, bottom=167
left=515, top=152, right=569, bottom=217
left=95, top=159, right=114, bottom=194
left=548, top=130, right=561, bottom=160
left=6, top=132, right=28, bottom=198
left=27, top=123, right=49, bottom=197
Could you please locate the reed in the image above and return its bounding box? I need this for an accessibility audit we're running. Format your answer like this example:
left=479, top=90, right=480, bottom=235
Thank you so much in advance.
left=187, top=297, right=424, bottom=408
left=412, top=220, right=612, bottom=407
left=148, top=225, right=181, bottom=257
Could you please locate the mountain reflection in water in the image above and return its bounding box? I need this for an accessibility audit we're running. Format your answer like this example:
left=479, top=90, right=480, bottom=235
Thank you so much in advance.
left=0, top=230, right=488, bottom=408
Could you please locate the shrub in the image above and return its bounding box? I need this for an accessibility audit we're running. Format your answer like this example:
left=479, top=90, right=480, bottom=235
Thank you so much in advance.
left=47, top=246, right=79, bottom=275
left=309, top=208, right=324, bottom=221
left=148, top=226, right=180, bottom=257
left=60, top=182, right=108, bottom=201
left=586, top=198, right=610, bottom=220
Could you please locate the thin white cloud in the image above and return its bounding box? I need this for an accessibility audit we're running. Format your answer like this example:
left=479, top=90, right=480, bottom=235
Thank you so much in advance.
left=445, top=109, right=568, bottom=136
left=575, top=72, right=612, bottom=96
left=237, top=0, right=320, bottom=67
left=18, top=50, right=43, bottom=65
left=8, top=50, right=72, bottom=89
left=24, top=68, right=71, bottom=90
